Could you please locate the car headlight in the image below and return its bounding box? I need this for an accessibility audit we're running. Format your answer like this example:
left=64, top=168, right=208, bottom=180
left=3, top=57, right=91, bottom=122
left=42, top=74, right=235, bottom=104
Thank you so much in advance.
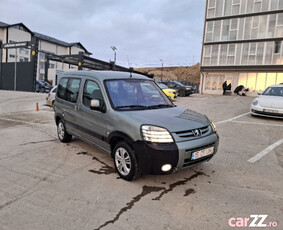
left=252, top=98, right=259, bottom=106
left=141, top=125, right=174, bottom=143
left=210, top=121, right=217, bottom=133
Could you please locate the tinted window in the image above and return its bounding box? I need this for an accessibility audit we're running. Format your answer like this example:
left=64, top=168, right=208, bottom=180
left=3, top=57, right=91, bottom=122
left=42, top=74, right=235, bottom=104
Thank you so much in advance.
left=66, top=79, right=81, bottom=103
left=83, top=80, right=104, bottom=107
left=57, top=78, right=69, bottom=100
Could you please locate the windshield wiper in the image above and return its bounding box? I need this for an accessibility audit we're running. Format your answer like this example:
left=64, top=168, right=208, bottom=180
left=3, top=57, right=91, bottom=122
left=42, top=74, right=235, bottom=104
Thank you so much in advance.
left=115, top=105, right=148, bottom=110
left=147, top=104, right=175, bottom=109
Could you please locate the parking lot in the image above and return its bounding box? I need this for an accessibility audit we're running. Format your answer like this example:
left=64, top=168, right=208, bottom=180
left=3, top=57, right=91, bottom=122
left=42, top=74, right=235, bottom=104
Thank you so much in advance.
left=0, top=90, right=282, bottom=230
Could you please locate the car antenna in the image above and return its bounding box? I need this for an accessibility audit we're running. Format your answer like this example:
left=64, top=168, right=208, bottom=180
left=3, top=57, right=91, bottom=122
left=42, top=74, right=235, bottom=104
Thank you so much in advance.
left=129, top=67, right=133, bottom=78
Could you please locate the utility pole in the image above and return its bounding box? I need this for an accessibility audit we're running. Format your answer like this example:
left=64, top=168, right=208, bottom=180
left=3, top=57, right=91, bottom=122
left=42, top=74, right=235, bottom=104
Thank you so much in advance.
left=14, top=48, right=17, bottom=91
left=160, top=59, right=163, bottom=81
left=111, top=46, right=117, bottom=64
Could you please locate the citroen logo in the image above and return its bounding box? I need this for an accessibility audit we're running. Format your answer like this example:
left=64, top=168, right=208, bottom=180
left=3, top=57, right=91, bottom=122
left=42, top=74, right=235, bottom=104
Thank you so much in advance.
left=193, top=129, right=202, bottom=137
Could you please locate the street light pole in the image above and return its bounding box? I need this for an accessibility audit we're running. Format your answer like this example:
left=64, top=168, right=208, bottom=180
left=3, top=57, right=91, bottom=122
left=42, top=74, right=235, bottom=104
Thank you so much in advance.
left=111, top=46, right=117, bottom=64
left=160, top=59, right=163, bottom=81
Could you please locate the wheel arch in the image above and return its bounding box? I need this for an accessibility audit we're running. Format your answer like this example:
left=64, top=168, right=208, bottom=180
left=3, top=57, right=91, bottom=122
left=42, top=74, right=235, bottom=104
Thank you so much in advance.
left=108, top=131, right=135, bottom=157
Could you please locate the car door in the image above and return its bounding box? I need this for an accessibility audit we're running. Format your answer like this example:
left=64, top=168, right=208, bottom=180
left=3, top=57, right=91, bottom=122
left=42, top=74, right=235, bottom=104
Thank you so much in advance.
left=57, top=77, right=82, bottom=134
left=76, top=79, right=111, bottom=152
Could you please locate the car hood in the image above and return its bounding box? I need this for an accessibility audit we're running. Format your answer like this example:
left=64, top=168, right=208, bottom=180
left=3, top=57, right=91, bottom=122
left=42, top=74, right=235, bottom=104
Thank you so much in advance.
left=164, top=89, right=177, bottom=92
left=259, top=95, right=283, bottom=109
left=123, top=107, right=210, bottom=132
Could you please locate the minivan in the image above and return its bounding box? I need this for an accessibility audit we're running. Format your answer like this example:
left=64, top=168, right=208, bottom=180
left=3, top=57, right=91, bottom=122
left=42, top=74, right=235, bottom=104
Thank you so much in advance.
left=54, top=71, right=219, bottom=181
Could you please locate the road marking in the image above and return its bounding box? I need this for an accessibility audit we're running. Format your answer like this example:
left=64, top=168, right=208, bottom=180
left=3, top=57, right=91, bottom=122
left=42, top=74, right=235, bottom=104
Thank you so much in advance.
left=231, top=120, right=283, bottom=127
left=0, top=117, right=54, bottom=127
left=215, top=112, right=250, bottom=125
left=248, top=138, right=283, bottom=163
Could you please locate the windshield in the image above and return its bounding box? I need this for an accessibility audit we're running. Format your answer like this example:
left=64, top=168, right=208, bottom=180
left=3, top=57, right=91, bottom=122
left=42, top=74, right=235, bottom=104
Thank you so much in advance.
left=174, top=81, right=184, bottom=87
left=105, top=79, right=173, bottom=110
left=262, top=87, right=283, bottom=97
left=157, top=83, right=168, bottom=89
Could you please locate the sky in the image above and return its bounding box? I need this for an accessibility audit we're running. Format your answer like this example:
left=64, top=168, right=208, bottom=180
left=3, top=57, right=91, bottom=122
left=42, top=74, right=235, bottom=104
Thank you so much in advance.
left=0, top=0, right=206, bottom=68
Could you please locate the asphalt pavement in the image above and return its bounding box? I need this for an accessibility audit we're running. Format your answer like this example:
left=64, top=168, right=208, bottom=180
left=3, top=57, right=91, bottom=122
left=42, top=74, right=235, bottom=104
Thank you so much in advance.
left=0, top=90, right=282, bottom=230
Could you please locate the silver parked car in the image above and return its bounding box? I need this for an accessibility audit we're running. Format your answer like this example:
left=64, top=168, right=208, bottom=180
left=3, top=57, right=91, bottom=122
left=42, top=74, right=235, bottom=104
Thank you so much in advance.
left=251, top=85, right=283, bottom=119
left=46, top=86, right=57, bottom=107
left=54, top=71, right=219, bottom=181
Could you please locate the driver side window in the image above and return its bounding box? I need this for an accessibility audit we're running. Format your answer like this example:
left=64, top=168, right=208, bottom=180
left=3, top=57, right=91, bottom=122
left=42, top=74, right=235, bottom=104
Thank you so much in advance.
left=82, top=80, right=105, bottom=108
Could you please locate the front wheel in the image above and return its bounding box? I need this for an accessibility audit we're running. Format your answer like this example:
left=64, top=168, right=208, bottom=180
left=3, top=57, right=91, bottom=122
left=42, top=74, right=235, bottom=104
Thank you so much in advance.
left=57, top=120, right=72, bottom=143
left=113, top=142, right=141, bottom=181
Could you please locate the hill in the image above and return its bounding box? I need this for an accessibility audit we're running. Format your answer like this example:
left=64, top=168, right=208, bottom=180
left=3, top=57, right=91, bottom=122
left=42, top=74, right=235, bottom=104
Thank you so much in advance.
left=135, top=63, right=200, bottom=83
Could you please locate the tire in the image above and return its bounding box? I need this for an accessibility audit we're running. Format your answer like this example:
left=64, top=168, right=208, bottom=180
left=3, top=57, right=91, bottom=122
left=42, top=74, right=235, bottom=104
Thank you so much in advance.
left=113, top=141, right=141, bottom=181
left=57, top=119, right=72, bottom=143
left=179, top=90, right=186, bottom=97
left=52, top=101, right=55, bottom=110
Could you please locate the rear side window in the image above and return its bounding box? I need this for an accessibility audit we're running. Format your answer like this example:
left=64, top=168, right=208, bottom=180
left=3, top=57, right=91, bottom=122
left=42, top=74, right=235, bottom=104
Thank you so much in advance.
left=57, top=78, right=69, bottom=100
left=66, top=79, right=81, bottom=103
left=57, top=77, right=81, bottom=103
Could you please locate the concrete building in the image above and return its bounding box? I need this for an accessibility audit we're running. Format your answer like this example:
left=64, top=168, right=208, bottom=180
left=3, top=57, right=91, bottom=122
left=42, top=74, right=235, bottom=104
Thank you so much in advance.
left=200, top=0, right=283, bottom=95
left=0, top=21, right=91, bottom=85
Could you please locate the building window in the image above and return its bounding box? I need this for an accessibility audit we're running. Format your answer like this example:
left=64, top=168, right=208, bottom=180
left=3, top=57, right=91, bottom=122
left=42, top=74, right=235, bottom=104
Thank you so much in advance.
left=230, top=18, right=238, bottom=40
left=232, top=0, right=241, bottom=15
left=208, top=0, right=216, bottom=18
left=49, top=63, right=55, bottom=69
left=274, top=41, right=281, bottom=53
left=270, top=0, right=279, bottom=10
left=19, top=48, right=29, bottom=55
left=254, top=0, right=262, bottom=12
left=205, top=21, right=214, bottom=42
left=40, top=62, right=45, bottom=69
left=39, top=52, right=46, bottom=60
left=222, top=20, right=230, bottom=41
left=251, top=16, right=259, bottom=39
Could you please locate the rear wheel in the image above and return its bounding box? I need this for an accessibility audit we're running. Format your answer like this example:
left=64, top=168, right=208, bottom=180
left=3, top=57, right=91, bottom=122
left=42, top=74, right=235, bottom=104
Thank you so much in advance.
left=180, top=90, right=186, bottom=97
left=57, top=120, right=72, bottom=143
left=113, top=142, right=140, bottom=181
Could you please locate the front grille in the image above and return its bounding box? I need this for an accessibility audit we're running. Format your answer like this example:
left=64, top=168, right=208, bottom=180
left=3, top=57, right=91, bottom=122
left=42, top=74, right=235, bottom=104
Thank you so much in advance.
left=183, top=143, right=215, bottom=168
left=253, top=110, right=283, bottom=118
left=175, top=126, right=210, bottom=139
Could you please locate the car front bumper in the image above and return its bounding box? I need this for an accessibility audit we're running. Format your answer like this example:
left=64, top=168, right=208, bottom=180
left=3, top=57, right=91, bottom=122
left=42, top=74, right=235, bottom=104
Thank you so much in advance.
left=250, top=105, right=283, bottom=119
left=133, top=133, right=219, bottom=175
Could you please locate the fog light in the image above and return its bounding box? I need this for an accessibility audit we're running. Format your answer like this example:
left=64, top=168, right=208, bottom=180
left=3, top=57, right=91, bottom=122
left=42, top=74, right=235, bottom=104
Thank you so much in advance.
left=161, top=164, right=172, bottom=172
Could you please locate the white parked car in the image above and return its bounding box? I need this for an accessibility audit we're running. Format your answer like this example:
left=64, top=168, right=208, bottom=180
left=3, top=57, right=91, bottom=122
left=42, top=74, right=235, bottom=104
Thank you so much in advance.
left=250, top=84, right=283, bottom=119
left=46, top=86, right=57, bottom=107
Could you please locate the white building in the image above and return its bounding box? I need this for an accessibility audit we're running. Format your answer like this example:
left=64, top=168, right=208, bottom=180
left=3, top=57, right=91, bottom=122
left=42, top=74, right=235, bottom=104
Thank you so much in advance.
left=0, top=21, right=91, bottom=85
left=200, top=0, right=283, bottom=95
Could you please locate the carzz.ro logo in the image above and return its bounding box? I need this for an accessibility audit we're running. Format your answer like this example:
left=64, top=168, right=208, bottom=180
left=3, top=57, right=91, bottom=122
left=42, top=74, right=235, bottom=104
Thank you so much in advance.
left=228, top=215, right=278, bottom=228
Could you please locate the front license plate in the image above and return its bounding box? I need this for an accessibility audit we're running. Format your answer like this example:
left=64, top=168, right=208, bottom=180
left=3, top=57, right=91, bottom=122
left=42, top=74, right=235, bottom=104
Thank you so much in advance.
left=263, top=108, right=279, bottom=113
left=191, top=146, right=214, bottom=160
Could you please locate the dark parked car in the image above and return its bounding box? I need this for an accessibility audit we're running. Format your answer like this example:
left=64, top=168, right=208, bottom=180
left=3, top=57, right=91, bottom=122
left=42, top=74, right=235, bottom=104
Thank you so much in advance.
left=36, top=80, right=53, bottom=93
left=162, top=81, right=194, bottom=96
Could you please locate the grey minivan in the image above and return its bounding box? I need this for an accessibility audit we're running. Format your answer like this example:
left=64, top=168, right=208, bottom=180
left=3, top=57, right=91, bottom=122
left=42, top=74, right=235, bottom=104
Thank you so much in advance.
left=54, top=71, right=219, bottom=181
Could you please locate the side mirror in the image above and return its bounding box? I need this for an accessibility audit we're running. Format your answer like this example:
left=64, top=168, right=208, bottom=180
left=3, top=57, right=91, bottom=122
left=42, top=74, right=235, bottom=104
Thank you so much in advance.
left=90, top=99, right=106, bottom=113
left=90, top=99, right=100, bottom=108
left=257, top=92, right=262, bottom=95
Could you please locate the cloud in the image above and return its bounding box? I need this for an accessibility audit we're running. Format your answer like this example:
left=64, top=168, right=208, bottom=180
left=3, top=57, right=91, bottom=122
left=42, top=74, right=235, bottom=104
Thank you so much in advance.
left=0, top=0, right=205, bottom=67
